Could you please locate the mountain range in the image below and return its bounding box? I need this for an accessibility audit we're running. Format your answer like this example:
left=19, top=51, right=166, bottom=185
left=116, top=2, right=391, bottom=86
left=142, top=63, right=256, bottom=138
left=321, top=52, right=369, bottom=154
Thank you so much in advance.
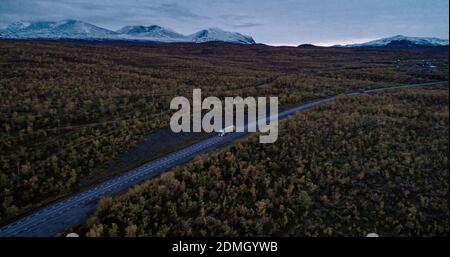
left=336, top=35, right=449, bottom=49
left=1, top=21, right=448, bottom=48
left=0, top=20, right=256, bottom=44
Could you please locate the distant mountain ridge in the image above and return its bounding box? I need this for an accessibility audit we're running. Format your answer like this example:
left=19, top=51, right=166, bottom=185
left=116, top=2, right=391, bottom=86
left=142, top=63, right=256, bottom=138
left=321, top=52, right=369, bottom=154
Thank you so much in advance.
left=0, top=20, right=256, bottom=44
left=190, top=28, right=255, bottom=44
left=337, top=35, right=449, bottom=49
left=116, top=25, right=187, bottom=42
left=1, top=20, right=119, bottom=39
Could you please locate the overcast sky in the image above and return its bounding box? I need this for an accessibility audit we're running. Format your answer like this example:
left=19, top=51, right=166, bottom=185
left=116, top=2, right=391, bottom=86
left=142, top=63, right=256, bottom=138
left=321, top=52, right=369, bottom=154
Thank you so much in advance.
left=0, top=0, right=448, bottom=46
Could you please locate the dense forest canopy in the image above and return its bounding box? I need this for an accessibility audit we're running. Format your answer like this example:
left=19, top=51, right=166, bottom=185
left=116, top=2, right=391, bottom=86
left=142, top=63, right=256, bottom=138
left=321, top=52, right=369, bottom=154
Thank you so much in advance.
left=0, top=40, right=448, bottom=225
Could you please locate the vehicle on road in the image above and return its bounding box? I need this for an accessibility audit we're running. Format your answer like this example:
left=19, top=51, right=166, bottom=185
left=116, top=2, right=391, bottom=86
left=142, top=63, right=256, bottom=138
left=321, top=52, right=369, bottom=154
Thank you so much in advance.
left=357, top=88, right=366, bottom=93
left=218, top=125, right=235, bottom=136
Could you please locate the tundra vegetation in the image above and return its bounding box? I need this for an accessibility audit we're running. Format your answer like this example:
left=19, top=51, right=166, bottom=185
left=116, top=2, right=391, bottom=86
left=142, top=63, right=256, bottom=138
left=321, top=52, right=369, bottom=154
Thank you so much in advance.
left=0, top=40, right=448, bottom=225
left=78, top=88, right=449, bottom=236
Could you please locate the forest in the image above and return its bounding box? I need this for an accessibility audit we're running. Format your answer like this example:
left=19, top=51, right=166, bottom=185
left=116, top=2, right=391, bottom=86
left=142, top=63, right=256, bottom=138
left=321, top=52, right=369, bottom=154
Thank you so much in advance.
left=0, top=40, right=448, bottom=224
left=76, top=87, right=449, bottom=236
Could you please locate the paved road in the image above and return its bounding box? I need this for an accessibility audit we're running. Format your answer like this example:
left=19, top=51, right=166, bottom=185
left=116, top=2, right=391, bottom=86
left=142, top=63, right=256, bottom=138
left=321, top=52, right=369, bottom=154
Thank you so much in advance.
left=0, top=81, right=447, bottom=237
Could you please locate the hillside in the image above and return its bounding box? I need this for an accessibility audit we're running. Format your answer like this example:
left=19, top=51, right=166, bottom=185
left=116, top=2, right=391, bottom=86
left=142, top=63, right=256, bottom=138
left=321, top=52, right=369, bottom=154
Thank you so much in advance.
left=339, top=35, right=449, bottom=49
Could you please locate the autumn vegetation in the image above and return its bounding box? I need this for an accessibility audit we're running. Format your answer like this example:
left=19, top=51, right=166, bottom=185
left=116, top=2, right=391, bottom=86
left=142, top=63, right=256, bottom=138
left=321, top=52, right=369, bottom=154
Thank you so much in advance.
left=0, top=40, right=448, bottom=226
left=78, top=88, right=449, bottom=236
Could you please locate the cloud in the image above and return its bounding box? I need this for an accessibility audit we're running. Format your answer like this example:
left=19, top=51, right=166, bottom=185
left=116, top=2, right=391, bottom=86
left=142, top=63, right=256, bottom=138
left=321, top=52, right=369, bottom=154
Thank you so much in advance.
left=231, top=22, right=263, bottom=28
left=218, top=14, right=262, bottom=29
left=146, top=3, right=209, bottom=21
left=219, top=14, right=253, bottom=21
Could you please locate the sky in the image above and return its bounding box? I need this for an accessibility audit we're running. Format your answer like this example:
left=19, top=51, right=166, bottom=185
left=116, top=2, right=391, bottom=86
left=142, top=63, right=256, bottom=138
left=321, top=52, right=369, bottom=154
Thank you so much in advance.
left=0, top=0, right=448, bottom=46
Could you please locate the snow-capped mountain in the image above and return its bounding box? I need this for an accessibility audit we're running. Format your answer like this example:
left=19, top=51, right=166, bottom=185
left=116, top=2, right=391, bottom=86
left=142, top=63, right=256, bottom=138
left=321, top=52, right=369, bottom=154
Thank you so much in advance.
left=3, top=21, right=31, bottom=31
left=0, top=20, right=256, bottom=44
left=189, top=28, right=255, bottom=44
left=0, top=20, right=119, bottom=40
left=339, top=35, right=449, bottom=48
left=116, top=25, right=188, bottom=42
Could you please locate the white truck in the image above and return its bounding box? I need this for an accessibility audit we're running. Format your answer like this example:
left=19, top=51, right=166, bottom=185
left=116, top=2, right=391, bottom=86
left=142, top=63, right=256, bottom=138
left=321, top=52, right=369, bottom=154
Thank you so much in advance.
left=218, top=125, right=235, bottom=137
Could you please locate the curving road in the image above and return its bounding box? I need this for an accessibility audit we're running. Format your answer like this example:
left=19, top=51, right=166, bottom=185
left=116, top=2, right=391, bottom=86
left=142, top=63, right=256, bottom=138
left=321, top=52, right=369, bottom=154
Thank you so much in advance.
left=0, top=81, right=447, bottom=237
